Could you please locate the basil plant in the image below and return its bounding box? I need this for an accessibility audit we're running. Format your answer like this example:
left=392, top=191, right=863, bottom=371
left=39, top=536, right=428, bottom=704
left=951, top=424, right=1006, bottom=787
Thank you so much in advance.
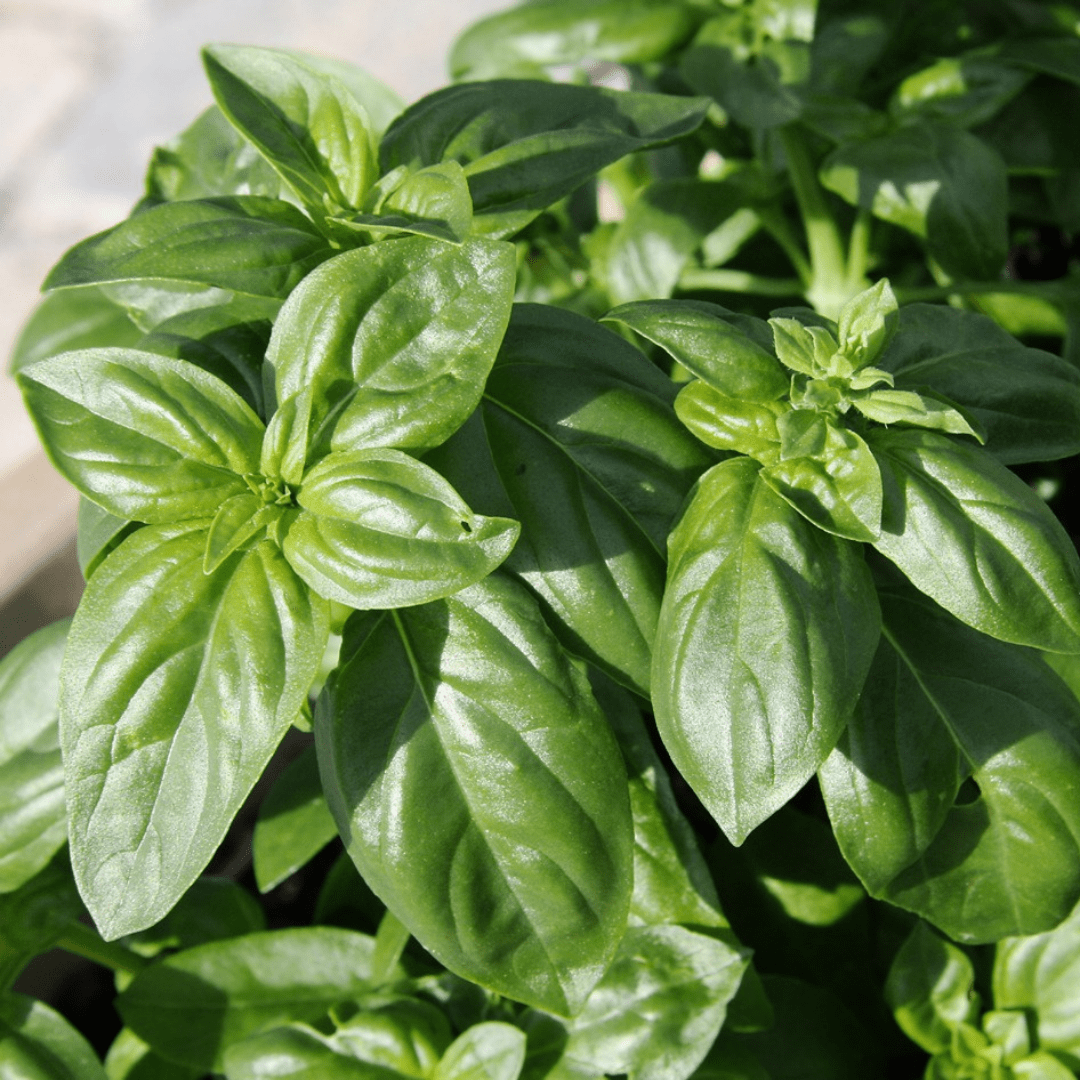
left=4, top=0, right=1080, bottom=1075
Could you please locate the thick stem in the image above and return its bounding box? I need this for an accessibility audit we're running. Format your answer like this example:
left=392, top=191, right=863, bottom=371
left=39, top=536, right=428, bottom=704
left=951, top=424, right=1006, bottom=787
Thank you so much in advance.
left=678, top=267, right=804, bottom=296
left=56, top=921, right=147, bottom=978
left=845, top=208, right=873, bottom=293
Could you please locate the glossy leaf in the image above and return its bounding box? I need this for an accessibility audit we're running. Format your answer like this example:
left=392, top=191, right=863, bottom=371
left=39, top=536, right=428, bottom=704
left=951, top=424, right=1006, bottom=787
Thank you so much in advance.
left=380, top=80, right=710, bottom=237
left=205, top=494, right=280, bottom=574
left=604, top=300, right=788, bottom=402
left=19, top=348, right=264, bottom=524
left=876, top=303, right=1080, bottom=464
left=673, top=381, right=784, bottom=463
left=652, top=457, right=880, bottom=845
left=820, top=123, right=1009, bottom=280
left=77, top=499, right=137, bottom=581
left=118, top=927, right=390, bottom=1071
left=868, top=427, right=1080, bottom=652
left=0, top=619, right=69, bottom=893
left=435, top=1023, right=526, bottom=1080
left=203, top=45, right=378, bottom=214
left=820, top=575, right=1080, bottom=941
left=282, top=449, right=519, bottom=609
left=429, top=304, right=712, bottom=695
left=0, top=993, right=107, bottom=1080
left=850, top=388, right=981, bottom=439
left=449, top=0, right=697, bottom=80
left=558, top=925, right=749, bottom=1080
left=44, top=197, right=331, bottom=300
left=62, top=522, right=329, bottom=938
left=265, top=237, right=515, bottom=460
left=252, top=744, right=338, bottom=893
left=317, top=574, right=634, bottom=1015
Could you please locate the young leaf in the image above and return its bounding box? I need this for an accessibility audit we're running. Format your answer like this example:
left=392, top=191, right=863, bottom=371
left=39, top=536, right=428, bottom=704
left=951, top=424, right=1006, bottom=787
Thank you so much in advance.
left=836, top=278, right=897, bottom=369
left=264, top=237, right=515, bottom=461
left=205, top=494, right=280, bottom=574
left=282, top=449, right=519, bottom=609
left=19, top=348, right=264, bottom=524
left=0, top=993, right=108, bottom=1080
left=316, top=574, right=634, bottom=1016
left=62, top=522, right=329, bottom=939
left=673, top=381, right=785, bottom=462
left=117, top=927, right=390, bottom=1071
left=44, top=197, right=332, bottom=300
left=202, top=45, right=378, bottom=214
left=434, top=1022, right=526, bottom=1080
left=820, top=574, right=1080, bottom=941
left=868, top=427, right=1080, bottom=653
left=252, top=744, right=338, bottom=893
left=379, top=81, right=710, bottom=237
left=850, top=387, right=981, bottom=439
left=652, top=457, right=880, bottom=845
left=0, top=619, right=69, bottom=893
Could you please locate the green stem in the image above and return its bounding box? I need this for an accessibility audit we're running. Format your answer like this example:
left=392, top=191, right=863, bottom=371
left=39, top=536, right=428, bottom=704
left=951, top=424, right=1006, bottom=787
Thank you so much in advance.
left=371, top=909, right=411, bottom=985
left=56, top=921, right=147, bottom=978
left=845, top=208, right=872, bottom=292
left=678, top=267, right=804, bottom=297
left=757, top=206, right=813, bottom=286
left=895, top=279, right=1056, bottom=302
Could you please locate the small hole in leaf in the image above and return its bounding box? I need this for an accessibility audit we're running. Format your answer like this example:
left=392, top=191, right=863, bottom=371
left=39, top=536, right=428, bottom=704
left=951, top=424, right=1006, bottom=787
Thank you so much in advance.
left=460, top=520, right=472, bottom=534
left=955, top=777, right=980, bottom=805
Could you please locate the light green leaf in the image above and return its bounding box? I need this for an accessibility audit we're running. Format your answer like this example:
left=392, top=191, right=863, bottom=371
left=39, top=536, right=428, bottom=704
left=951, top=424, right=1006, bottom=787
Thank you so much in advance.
left=820, top=573, right=1080, bottom=941
left=653, top=457, right=880, bottom=845
left=265, top=237, right=515, bottom=462
left=0, top=993, right=107, bottom=1080
left=851, top=388, right=981, bottom=439
left=117, top=927, right=391, bottom=1071
left=202, top=45, right=378, bottom=214
left=836, top=278, right=897, bottom=369
left=768, top=317, right=837, bottom=377
left=205, top=494, right=281, bottom=574
left=252, top=744, right=338, bottom=893
left=0, top=619, right=70, bottom=893
left=19, top=348, right=264, bottom=524
left=282, top=449, right=519, bottom=609
left=77, top=499, right=137, bottom=581
left=868, top=427, right=1080, bottom=652
left=316, top=574, right=634, bottom=1016
left=435, top=1023, right=526, bottom=1080
left=673, top=381, right=785, bottom=463
left=62, top=522, right=329, bottom=938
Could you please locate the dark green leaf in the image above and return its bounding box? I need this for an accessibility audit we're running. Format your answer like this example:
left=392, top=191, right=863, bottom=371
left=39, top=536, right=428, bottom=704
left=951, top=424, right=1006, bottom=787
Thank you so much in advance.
left=652, top=457, right=880, bottom=845
left=820, top=124, right=1008, bottom=280
left=265, top=237, right=515, bottom=461
left=62, top=522, right=328, bottom=938
left=0, top=619, right=69, bottom=893
left=19, top=348, right=264, bottom=525
left=221, top=1024, right=379, bottom=1079
left=253, top=744, right=338, bottom=893
left=44, top=197, right=331, bottom=300
left=317, top=574, right=634, bottom=1015
left=868, top=428, right=1080, bottom=652
left=10, top=287, right=139, bottom=373
left=380, top=81, right=710, bottom=237
left=891, top=55, right=1030, bottom=128
left=434, top=1022, right=527, bottom=1080
left=449, top=0, right=698, bottom=80
left=202, top=45, right=378, bottom=214
left=999, top=36, right=1080, bottom=86
left=0, top=993, right=107, bottom=1079
left=876, top=304, right=1080, bottom=464
left=105, top=1027, right=200, bottom=1080
left=819, top=574, right=1080, bottom=941
left=118, top=927, right=390, bottom=1071
left=282, top=449, right=518, bottom=609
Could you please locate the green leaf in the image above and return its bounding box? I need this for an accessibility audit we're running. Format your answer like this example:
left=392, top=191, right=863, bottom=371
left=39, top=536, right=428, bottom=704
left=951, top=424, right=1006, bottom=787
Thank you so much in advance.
left=673, top=380, right=786, bottom=462
left=253, top=744, right=338, bottom=893
left=282, top=449, right=518, bottom=609
left=105, top=1027, right=200, bottom=1080
left=761, top=413, right=883, bottom=542
left=0, top=619, right=69, bottom=893
left=435, top=1023, right=526, bottom=1080
left=205, top=494, right=280, bottom=574
left=317, top=574, right=634, bottom=1016
left=604, top=300, right=788, bottom=402
left=850, top=388, right=981, bottom=439
left=820, top=124, right=1008, bottom=280
left=380, top=81, right=710, bottom=237
left=264, top=237, right=515, bottom=462
left=19, top=348, right=264, bottom=524
left=449, top=0, right=698, bottom=80
left=62, top=522, right=328, bottom=938
left=77, top=499, right=138, bottom=581
left=876, top=304, right=1080, bottom=464
left=10, top=287, right=140, bottom=373
left=202, top=45, right=378, bottom=214
left=868, top=427, right=1080, bottom=653
left=652, top=457, right=880, bottom=845
left=0, top=993, right=108, bottom=1079
left=836, top=278, right=897, bottom=369
left=994, top=900, right=1080, bottom=1070
left=885, top=922, right=980, bottom=1055
left=819, top=572, right=1080, bottom=941
left=559, top=925, right=749, bottom=1080
left=892, top=55, right=1031, bottom=129
left=117, top=926, right=390, bottom=1071
left=44, top=197, right=331, bottom=300
left=429, top=304, right=711, bottom=695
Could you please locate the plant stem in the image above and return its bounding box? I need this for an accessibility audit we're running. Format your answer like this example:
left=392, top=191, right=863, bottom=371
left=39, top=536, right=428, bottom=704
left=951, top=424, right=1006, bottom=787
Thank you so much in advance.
left=757, top=206, right=813, bottom=286
left=371, top=910, right=411, bottom=985
left=895, top=279, right=1057, bottom=302
left=56, top=921, right=147, bottom=978
left=845, top=208, right=872, bottom=293
left=678, top=267, right=804, bottom=296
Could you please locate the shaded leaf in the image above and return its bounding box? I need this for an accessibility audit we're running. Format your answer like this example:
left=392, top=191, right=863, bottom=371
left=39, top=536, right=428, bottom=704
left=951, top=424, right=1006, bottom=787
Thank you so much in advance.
left=0, top=993, right=107, bottom=1080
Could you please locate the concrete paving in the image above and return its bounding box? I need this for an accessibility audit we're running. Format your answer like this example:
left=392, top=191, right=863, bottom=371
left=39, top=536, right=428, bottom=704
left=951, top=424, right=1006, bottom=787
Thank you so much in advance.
left=0, top=0, right=509, bottom=596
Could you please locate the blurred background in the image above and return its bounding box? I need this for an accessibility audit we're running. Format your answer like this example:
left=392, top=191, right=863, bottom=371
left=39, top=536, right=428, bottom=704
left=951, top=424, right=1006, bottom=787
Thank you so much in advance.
left=0, top=0, right=508, bottom=633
